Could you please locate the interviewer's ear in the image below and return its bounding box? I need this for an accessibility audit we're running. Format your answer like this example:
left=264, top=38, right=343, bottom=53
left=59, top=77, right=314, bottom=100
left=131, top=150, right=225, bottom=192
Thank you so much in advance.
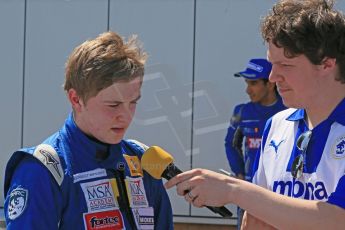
left=321, top=57, right=336, bottom=71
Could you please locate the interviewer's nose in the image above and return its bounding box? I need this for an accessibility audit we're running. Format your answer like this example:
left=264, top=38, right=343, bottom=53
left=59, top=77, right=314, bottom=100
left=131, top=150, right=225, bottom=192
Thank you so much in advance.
left=269, top=65, right=280, bottom=83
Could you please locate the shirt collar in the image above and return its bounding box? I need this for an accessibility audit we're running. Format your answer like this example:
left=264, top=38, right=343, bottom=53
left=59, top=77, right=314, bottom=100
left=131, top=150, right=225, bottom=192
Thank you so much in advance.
left=286, top=97, right=345, bottom=125
left=286, top=108, right=305, bottom=121
left=64, top=112, right=122, bottom=161
left=328, top=97, right=345, bottom=125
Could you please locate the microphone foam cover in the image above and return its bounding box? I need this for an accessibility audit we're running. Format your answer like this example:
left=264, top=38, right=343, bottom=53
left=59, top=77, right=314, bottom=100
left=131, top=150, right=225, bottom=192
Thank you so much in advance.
left=141, top=146, right=174, bottom=179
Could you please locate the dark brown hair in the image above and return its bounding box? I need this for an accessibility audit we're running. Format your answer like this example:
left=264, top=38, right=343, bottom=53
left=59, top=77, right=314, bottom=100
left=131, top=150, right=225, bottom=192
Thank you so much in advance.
left=261, top=0, right=345, bottom=83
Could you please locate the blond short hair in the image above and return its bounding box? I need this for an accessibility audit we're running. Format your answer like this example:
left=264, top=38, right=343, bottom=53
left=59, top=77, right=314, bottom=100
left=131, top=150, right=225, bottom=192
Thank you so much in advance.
left=64, top=31, right=147, bottom=102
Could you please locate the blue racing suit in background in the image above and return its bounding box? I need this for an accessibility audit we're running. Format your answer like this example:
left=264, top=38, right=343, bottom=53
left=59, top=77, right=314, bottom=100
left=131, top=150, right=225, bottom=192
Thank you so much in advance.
left=225, top=97, right=286, bottom=181
left=4, top=113, right=173, bottom=230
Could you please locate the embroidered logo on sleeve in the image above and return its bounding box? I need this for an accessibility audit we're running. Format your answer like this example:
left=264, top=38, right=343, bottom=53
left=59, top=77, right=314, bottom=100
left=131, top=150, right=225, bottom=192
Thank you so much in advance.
left=8, top=187, right=28, bottom=220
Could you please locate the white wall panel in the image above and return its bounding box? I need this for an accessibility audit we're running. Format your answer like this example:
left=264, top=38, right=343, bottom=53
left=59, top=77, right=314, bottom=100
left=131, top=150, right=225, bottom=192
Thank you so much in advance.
left=109, top=0, right=195, bottom=215
left=0, top=0, right=25, bottom=206
left=22, top=0, right=108, bottom=146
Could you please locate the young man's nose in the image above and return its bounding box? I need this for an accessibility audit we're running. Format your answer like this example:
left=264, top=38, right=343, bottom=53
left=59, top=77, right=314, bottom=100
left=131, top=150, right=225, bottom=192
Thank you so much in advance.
left=116, top=105, right=134, bottom=123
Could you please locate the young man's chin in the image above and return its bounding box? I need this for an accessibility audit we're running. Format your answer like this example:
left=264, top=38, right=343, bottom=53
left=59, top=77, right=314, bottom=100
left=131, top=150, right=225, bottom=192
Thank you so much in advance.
left=108, top=136, right=124, bottom=144
left=97, top=134, right=124, bottom=145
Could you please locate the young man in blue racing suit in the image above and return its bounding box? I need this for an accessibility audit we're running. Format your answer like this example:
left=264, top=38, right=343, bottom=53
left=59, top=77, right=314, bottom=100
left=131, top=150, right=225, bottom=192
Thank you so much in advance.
left=224, top=58, right=285, bottom=229
left=4, top=31, right=173, bottom=230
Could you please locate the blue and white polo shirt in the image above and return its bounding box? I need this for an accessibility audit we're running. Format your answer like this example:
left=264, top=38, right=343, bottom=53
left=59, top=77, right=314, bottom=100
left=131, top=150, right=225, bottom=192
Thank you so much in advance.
left=252, top=98, right=345, bottom=209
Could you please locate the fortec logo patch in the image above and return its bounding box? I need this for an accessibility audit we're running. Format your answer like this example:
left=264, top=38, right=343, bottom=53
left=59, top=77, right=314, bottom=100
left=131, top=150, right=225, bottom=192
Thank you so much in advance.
left=273, top=179, right=328, bottom=200
left=81, top=179, right=117, bottom=212
left=83, top=209, right=124, bottom=230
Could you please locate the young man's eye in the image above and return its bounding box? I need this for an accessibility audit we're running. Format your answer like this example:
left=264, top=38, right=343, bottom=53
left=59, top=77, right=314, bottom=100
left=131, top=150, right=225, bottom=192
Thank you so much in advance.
left=108, top=104, right=119, bottom=108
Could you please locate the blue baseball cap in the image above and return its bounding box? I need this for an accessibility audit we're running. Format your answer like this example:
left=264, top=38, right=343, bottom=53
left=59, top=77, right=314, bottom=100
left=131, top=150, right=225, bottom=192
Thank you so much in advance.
left=234, top=58, right=272, bottom=80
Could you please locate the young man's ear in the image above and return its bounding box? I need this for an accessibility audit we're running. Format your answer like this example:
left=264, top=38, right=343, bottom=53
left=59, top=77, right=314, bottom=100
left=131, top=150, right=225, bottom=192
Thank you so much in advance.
left=68, top=89, right=84, bottom=111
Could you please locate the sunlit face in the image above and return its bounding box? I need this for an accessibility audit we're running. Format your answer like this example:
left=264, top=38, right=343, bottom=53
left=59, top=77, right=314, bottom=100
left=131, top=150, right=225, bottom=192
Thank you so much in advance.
left=244, top=79, right=273, bottom=105
left=267, top=42, right=323, bottom=109
left=71, top=77, right=143, bottom=144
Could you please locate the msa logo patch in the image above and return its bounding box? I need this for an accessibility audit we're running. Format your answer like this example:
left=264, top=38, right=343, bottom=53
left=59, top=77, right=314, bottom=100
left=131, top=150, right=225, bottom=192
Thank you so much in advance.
left=246, top=137, right=261, bottom=149
left=83, top=209, right=124, bottom=230
left=273, top=179, right=328, bottom=200
left=126, top=177, right=149, bottom=208
left=81, top=179, right=118, bottom=212
left=332, top=136, right=345, bottom=159
left=8, top=187, right=28, bottom=220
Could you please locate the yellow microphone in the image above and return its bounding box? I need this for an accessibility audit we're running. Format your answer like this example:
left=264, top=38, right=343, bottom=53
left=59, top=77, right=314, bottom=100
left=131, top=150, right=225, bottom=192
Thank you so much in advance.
left=141, top=146, right=179, bottom=180
left=141, top=146, right=233, bottom=217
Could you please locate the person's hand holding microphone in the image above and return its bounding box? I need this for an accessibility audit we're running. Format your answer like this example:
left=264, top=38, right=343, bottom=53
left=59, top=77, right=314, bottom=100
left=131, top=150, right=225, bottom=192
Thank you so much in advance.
left=141, top=146, right=233, bottom=217
left=164, top=168, right=236, bottom=208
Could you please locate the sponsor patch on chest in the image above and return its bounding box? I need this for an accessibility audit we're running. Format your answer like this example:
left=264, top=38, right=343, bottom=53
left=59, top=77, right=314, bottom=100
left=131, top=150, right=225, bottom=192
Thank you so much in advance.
left=73, top=168, right=107, bottom=183
left=132, top=207, right=155, bottom=230
left=123, top=154, right=143, bottom=177
left=83, top=209, right=124, bottom=230
left=81, top=179, right=118, bottom=212
left=272, top=179, right=328, bottom=200
left=126, top=177, right=149, bottom=208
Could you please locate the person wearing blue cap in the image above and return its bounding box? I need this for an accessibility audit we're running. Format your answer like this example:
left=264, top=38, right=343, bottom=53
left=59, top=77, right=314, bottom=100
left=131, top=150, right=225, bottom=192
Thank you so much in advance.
left=224, top=58, right=286, bottom=229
